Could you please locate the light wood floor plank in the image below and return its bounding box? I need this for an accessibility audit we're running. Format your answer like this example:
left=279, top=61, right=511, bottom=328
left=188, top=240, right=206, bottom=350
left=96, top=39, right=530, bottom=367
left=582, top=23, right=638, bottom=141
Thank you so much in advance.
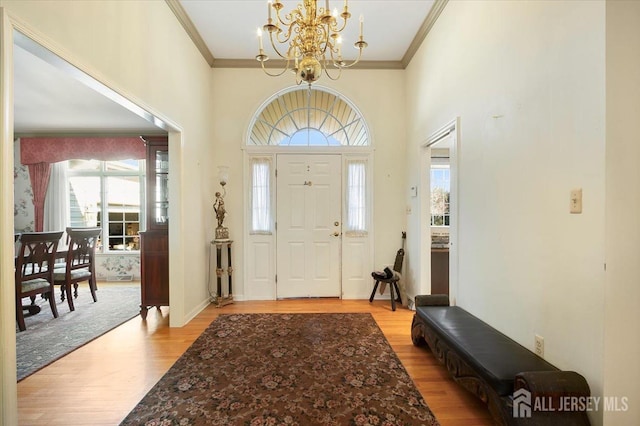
left=17, top=293, right=492, bottom=425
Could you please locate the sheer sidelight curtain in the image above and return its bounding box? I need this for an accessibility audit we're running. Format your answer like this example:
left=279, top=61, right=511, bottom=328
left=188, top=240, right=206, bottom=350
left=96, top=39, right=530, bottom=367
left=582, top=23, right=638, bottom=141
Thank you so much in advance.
left=43, top=161, right=70, bottom=234
left=250, top=157, right=272, bottom=234
left=346, top=159, right=367, bottom=235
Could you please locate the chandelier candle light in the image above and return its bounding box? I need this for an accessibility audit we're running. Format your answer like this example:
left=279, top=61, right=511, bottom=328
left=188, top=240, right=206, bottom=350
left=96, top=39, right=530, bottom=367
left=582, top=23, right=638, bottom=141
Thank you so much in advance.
left=256, top=0, right=367, bottom=85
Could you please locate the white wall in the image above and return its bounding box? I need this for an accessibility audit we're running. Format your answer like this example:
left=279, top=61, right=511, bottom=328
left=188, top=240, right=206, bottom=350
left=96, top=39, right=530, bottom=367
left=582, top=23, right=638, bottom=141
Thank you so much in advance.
left=1, top=0, right=216, bottom=322
left=0, top=1, right=215, bottom=422
left=405, top=1, right=606, bottom=423
left=4, top=1, right=635, bottom=425
left=210, top=68, right=407, bottom=300
left=604, top=1, right=640, bottom=424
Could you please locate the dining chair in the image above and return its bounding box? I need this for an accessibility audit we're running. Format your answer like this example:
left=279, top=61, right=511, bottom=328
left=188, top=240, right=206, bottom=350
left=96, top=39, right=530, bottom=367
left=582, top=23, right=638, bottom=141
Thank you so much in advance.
left=62, top=226, right=101, bottom=289
left=15, top=231, right=64, bottom=332
left=53, top=228, right=101, bottom=311
left=14, top=232, right=21, bottom=258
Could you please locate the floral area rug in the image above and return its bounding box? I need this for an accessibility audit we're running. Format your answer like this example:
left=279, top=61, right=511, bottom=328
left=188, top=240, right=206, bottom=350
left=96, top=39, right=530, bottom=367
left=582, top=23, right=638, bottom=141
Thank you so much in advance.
left=16, top=283, right=140, bottom=381
left=120, top=313, right=440, bottom=426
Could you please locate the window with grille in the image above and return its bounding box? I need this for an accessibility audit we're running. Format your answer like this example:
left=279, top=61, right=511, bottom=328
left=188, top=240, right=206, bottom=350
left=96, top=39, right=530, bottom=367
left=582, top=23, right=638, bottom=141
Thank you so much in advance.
left=248, top=87, right=369, bottom=147
left=430, top=164, right=450, bottom=227
left=68, top=159, right=145, bottom=252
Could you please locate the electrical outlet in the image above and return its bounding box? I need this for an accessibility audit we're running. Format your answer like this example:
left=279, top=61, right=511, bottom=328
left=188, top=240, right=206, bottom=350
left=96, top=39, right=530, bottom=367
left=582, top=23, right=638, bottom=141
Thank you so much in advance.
left=535, top=334, right=544, bottom=358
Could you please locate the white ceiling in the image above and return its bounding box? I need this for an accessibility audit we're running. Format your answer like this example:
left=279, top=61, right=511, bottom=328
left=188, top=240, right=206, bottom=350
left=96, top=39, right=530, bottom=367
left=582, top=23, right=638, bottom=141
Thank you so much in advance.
left=179, top=0, right=436, bottom=62
left=13, top=0, right=437, bottom=135
left=14, top=43, right=163, bottom=135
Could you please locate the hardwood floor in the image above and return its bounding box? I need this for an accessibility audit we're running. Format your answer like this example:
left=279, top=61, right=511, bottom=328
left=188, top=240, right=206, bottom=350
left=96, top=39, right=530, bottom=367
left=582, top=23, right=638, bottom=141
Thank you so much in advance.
left=17, top=295, right=493, bottom=425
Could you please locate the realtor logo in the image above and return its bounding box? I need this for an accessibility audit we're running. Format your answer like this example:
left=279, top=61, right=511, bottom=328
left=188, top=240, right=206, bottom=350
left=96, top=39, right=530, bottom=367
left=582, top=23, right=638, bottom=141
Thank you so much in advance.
left=513, top=389, right=532, bottom=418
left=512, top=388, right=629, bottom=418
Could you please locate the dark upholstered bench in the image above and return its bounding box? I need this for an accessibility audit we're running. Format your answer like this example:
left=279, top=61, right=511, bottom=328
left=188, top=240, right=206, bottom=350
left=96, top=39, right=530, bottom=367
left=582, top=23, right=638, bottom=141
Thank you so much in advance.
left=411, top=295, right=591, bottom=425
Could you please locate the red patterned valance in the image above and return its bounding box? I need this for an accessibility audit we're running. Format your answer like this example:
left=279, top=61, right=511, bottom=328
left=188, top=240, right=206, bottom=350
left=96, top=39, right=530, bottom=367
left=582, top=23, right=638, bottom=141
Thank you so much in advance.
left=20, top=137, right=145, bottom=164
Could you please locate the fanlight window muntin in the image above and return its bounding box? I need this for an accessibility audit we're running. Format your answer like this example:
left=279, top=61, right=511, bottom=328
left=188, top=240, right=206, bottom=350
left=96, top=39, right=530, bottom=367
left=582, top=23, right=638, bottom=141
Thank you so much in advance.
left=248, top=87, right=370, bottom=147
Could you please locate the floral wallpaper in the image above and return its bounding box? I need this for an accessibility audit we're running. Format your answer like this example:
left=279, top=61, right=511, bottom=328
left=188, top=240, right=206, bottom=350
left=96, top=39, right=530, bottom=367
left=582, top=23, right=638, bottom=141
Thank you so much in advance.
left=14, top=139, right=140, bottom=279
left=96, top=254, right=141, bottom=280
left=14, top=140, right=34, bottom=232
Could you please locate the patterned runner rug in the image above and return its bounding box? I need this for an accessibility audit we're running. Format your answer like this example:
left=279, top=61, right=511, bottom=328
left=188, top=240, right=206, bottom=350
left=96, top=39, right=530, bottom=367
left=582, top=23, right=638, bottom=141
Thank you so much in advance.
left=121, top=313, right=439, bottom=425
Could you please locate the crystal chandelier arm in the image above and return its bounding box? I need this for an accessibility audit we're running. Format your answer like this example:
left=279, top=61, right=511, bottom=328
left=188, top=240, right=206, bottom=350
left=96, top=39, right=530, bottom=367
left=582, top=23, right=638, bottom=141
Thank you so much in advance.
left=333, top=45, right=365, bottom=69
left=331, top=31, right=367, bottom=69
left=328, top=9, right=350, bottom=34
left=274, top=25, right=293, bottom=45
left=323, top=62, right=343, bottom=81
left=330, top=19, right=348, bottom=34
left=267, top=30, right=292, bottom=60
left=263, top=23, right=291, bottom=49
left=325, top=31, right=344, bottom=61
left=270, top=0, right=292, bottom=28
left=264, top=5, right=301, bottom=57
left=276, top=5, right=303, bottom=29
left=258, top=57, right=294, bottom=77
left=274, top=9, right=299, bottom=44
left=270, top=4, right=304, bottom=48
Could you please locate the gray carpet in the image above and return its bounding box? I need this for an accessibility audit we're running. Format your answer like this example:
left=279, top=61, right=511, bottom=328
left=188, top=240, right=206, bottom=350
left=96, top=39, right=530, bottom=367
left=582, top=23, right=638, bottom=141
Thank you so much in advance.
left=16, top=283, right=141, bottom=381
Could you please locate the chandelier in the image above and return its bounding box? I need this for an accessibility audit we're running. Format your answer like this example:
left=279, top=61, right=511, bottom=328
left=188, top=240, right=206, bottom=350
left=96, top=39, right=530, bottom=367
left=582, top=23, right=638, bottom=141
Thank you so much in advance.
left=256, top=0, right=367, bottom=85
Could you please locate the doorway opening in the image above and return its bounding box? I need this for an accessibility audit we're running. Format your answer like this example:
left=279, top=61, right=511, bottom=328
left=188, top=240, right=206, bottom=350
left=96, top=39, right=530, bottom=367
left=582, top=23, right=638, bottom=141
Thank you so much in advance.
left=420, top=118, right=459, bottom=303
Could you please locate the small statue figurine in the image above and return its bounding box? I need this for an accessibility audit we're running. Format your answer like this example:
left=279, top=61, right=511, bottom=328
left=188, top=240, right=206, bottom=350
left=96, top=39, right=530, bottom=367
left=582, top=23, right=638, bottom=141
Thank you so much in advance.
left=214, top=192, right=225, bottom=227
left=213, top=191, right=229, bottom=240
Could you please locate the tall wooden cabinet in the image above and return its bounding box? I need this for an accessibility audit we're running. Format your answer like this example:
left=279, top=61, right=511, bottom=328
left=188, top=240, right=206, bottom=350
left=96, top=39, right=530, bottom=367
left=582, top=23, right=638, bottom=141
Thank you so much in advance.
left=139, top=136, right=169, bottom=319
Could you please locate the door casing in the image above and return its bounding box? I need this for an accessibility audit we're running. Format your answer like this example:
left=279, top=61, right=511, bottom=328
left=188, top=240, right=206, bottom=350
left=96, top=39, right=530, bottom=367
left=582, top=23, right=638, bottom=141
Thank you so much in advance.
left=420, top=118, right=459, bottom=304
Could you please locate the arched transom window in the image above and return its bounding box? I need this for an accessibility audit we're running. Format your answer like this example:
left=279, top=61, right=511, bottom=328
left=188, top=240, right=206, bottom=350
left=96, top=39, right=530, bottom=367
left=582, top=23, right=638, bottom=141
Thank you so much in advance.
left=248, top=87, right=369, bottom=146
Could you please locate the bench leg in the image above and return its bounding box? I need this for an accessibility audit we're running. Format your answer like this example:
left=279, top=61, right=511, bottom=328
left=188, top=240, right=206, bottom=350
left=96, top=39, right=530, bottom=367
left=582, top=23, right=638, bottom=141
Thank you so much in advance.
left=369, top=281, right=380, bottom=303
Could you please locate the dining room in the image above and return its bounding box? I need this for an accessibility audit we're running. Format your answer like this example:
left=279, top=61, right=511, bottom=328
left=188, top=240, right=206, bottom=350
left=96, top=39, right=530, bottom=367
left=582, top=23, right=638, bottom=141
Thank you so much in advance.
left=12, top=33, right=168, bottom=381
left=14, top=195, right=143, bottom=372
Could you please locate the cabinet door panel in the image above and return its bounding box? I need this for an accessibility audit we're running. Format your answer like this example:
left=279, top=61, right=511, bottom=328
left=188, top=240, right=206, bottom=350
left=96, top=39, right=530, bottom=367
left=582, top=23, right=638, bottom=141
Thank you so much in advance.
left=140, top=136, right=169, bottom=318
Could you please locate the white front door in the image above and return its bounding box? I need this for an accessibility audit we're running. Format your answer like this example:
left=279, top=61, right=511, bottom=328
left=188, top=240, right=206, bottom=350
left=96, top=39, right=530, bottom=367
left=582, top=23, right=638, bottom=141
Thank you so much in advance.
left=276, top=154, right=342, bottom=298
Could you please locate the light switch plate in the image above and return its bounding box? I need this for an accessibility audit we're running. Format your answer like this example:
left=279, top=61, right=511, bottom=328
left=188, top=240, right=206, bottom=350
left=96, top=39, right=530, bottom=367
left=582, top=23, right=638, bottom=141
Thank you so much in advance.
left=535, top=334, right=544, bottom=358
left=570, top=188, right=582, bottom=214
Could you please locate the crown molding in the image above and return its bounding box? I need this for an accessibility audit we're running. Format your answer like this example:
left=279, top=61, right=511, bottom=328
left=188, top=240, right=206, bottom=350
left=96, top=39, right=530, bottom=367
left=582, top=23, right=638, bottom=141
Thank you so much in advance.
left=167, top=0, right=448, bottom=70
left=14, top=131, right=166, bottom=138
left=401, top=0, right=449, bottom=68
left=165, top=0, right=215, bottom=67
left=212, top=58, right=404, bottom=70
